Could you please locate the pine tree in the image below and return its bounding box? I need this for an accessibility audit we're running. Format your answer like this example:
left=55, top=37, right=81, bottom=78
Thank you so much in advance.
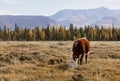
left=69, top=23, right=74, bottom=40
left=28, top=29, right=33, bottom=41
left=40, top=30, right=45, bottom=40
left=59, top=26, right=66, bottom=40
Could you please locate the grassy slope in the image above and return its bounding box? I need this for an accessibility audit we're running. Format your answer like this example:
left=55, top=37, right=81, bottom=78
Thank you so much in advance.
left=0, top=41, right=120, bottom=81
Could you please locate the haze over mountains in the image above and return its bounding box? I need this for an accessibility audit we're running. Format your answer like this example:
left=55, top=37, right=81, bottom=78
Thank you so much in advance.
left=0, top=7, right=120, bottom=29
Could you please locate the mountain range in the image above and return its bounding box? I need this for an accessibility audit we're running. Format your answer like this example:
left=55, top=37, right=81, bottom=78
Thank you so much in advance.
left=1, top=7, right=120, bottom=29
left=0, top=16, right=56, bottom=29
left=50, top=7, right=120, bottom=27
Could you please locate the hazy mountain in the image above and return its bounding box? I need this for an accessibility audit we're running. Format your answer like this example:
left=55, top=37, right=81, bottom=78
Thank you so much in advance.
left=1, top=7, right=120, bottom=29
left=93, top=16, right=120, bottom=27
left=49, top=7, right=120, bottom=27
left=0, top=15, right=56, bottom=29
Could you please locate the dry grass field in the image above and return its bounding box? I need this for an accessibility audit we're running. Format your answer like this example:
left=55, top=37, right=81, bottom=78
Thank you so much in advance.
left=0, top=41, right=120, bottom=81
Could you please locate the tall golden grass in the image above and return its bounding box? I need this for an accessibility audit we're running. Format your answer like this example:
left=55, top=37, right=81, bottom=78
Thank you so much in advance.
left=0, top=41, right=120, bottom=81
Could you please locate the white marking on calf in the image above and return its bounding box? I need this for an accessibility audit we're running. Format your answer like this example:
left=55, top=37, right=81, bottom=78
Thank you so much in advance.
left=74, top=41, right=78, bottom=47
left=69, top=57, right=78, bottom=68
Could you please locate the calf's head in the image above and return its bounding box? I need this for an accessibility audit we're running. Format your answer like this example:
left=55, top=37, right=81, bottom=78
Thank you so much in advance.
left=72, top=41, right=81, bottom=61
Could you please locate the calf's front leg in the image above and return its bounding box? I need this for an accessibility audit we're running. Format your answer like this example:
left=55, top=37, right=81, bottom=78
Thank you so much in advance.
left=80, top=53, right=85, bottom=65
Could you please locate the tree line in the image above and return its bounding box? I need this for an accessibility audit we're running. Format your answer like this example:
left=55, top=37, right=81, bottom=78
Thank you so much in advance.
left=0, top=24, right=120, bottom=41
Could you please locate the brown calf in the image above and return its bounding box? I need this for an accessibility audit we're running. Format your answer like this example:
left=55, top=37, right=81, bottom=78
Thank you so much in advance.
left=72, top=37, right=90, bottom=65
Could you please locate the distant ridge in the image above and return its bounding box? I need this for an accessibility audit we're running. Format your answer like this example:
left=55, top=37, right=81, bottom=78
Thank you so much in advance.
left=0, top=15, right=56, bottom=29
left=49, top=7, right=120, bottom=27
left=1, top=7, right=120, bottom=29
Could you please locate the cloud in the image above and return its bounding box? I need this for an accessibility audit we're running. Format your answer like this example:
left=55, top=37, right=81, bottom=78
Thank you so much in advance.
left=0, top=10, right=11, bottom=15
left=0, top=0, right=17, bottom=4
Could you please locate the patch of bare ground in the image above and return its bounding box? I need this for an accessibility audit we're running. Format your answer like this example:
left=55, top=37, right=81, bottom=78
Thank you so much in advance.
left=0, top=41, right=120, bottom=81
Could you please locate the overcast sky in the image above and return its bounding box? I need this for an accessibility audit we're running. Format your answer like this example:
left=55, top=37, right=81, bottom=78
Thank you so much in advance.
left=0, top=0, right=120, bottom=16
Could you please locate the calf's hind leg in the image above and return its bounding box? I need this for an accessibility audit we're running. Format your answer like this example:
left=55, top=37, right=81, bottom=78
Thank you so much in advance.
left=85, top=54, right=88, bottom=63
left=85, top=52, right=89, bottom=63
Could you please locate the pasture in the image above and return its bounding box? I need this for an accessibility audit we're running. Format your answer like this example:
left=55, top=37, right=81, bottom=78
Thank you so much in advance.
left=0, top=41, right=120, bottom=81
